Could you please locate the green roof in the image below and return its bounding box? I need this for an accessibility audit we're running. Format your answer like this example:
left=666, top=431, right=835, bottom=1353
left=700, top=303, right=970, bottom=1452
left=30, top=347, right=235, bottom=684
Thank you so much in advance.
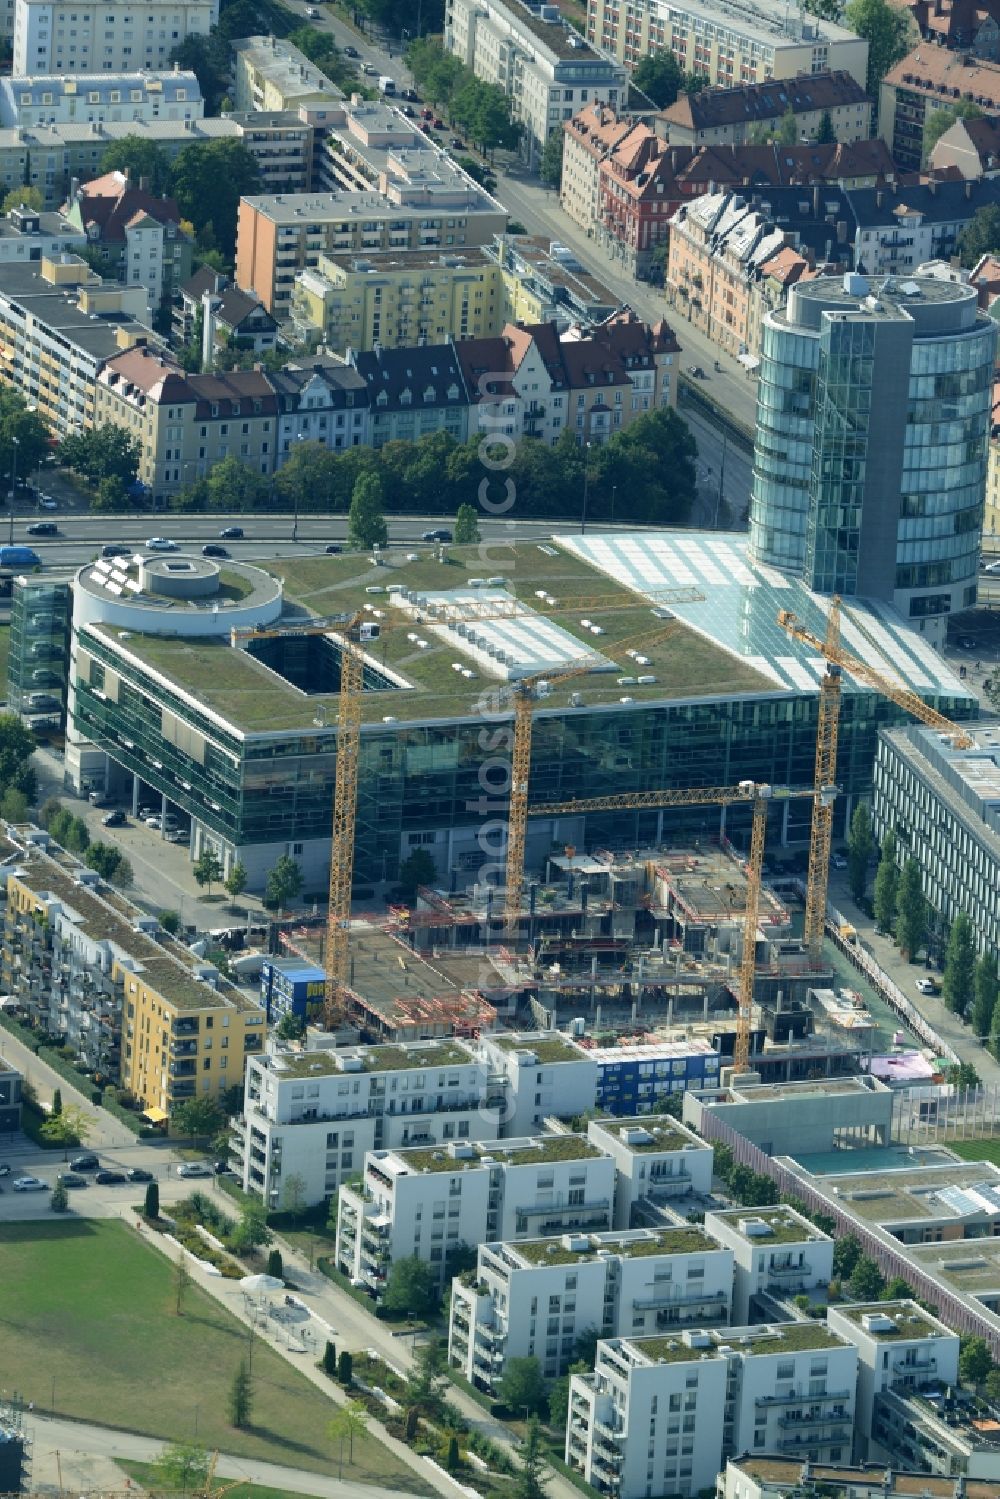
left=834, top=1302, right=940, bottom=1338
left=273, top=1041, right=473, bottom=1077
left=490, top=1034, right=584, bottom=1064
left=627, top=1323, right=843, bottom=1363
left=91, top=542, right=773, bottom=735
left=708, top=1208, right=824, bottom=1244
left=397, top=1135, right=603, bottom=1172
left=625, top=1335, right=713, bottom=1363
left=593, top=1117, right=700, bottom=1152
left=511, top=1226, right=715, bottom=1265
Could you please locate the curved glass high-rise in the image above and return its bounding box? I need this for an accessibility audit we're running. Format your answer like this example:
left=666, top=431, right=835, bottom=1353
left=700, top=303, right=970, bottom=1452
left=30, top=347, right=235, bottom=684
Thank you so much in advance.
left=749, top=273, right=996, bottom=646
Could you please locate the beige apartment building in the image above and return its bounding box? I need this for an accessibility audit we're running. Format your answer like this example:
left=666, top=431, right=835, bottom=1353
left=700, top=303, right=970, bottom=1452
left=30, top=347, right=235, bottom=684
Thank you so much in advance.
left=587, top=0, right=868, bottom=84
left=561, top=100, right=639, bottom=233
left=232, top=35, right=343, bottom=114
left=291, top=247, right=505, bottom=351
left=236, top=185, right=508, bottom=317
left=95, top=347, right=279, bottom=499
left=667, top=190, right=785, bottom=356
left=658, top=70, right=873, bottom=146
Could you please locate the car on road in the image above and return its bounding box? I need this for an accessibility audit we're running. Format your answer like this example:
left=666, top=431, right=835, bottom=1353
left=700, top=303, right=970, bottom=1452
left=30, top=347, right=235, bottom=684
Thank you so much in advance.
left=56, top=1172, right=87, bottom=1189
left=102, top=809, right=127, bottom=828
left=958, top=635, right=978, bottom=648
left=831, top=852, right=848, bottom=869
left=401, top=87, right=419, bottom=100
left=401, top=104, right=415, bottom=115
left=27, top=522, right=58, bottom=536
left=95, top=1169, right=127, bottom=1185
left=915, top=977, right=940, bottom=995
left=177, top=1162, right=212, bottom=1179
left=146, top=536, right=179, bottom=551
left=985, top=562, right=1000, bottom=575
left=420, top=106, right=433, bottom=118
left=214, top=1160, right=235, bottom=1175
left=70, top=1153, right=99, bottom=1171
left=422, top=528, right=452, bottom=543
left=325, top=543, right=343, bottom=554
left=13, top=1175, right=47, bottom=1191
left=432, top=116, right=444, bottom=128
left=102, top=543, right=132, bottom=559
left=306, top=5, right=318, bottom=13
left=362, top=62, right=378, bottom=74
left=0, top=1163, right=10, bottom=1176
left=219, top=526, right=244, bottom=539
left=38, top=495, right=58, bottom=510
left=450, top=137, right=465, bottom=149
left=126, top=1166, right=153, bottom=1183
left=689, top=365, right=706, bottom=379
left=343, top=42, right=358, bottom=55
left=202, top=544, right=230, bottom=558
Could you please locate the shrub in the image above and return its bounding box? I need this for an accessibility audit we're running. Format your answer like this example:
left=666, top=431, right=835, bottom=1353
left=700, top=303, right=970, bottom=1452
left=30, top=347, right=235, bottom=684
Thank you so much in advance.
left=323, top=1340, right=337, bottom=1377
left=338, top=1350, right=353, bottom=1386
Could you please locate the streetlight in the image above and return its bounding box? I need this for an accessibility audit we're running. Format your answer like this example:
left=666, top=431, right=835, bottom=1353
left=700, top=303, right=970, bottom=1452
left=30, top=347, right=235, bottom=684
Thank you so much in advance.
left=579, top=439, right=591, bottom=535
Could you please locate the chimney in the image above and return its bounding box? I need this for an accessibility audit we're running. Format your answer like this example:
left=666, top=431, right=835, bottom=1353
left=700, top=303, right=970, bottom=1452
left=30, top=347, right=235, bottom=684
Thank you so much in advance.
left=836, top=219, right=848, bottom=242
left=70, top=175, right=80, bottom=203
left=813, top=182, right=821, bottom=216
left=876, top=188, right=884, bottom=208
left=966, top=178, right=973, bottom=198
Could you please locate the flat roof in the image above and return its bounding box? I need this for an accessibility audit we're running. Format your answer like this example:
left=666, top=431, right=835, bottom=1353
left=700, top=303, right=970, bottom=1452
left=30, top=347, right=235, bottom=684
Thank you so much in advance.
left=269, top=1038, right=476, bottom=1077
left=625, top=1321, right=844, bottom=1363
left=510, top=1224, right=715, bottom=1265
left=648, top=0, right=862, bottom=49
left=833, top=1302, right=943, bottom=1338
left=725, top=1457, right=1000, bottom=1499
left=387, top=1133, right=604, bottom=1172
left=908, top=1239, right=1000, bottom=1296
left=489, top=1033, right=587, bottom=1063
left=815, top=1163, right=1000, bottom=1222
left=706, top=1206, right=827, bottom=1243
left=591, top=1117, right=704, bottom=1152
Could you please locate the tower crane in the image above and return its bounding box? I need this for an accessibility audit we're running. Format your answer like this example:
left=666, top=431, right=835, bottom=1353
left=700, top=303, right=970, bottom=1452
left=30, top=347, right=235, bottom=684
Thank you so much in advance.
left=529, top=780, right=817, bottom=1072
left=230, top=585, right=703, bottom=1015
left=777, top=599, right=974, bottom=964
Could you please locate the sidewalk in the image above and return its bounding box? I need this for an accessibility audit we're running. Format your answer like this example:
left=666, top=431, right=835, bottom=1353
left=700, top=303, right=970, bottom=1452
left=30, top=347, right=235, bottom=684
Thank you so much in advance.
left=0, top=1025, right=134, bottom=1149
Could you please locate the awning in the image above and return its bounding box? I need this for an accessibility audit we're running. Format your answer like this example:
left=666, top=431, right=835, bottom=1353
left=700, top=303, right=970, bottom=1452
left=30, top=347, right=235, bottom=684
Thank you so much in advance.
left=737, top=352, right=760, bottom=370
left=143, top=1106, right=168, bottom=1122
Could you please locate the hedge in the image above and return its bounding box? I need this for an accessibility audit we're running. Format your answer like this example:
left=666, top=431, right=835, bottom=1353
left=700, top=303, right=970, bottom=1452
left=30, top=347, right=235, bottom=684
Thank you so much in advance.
left=21, top=1099, right=76, bottom=1149
left=0, top=1010, right=41, bottom=1051
left=36, top=1046, right=102, bottom=1105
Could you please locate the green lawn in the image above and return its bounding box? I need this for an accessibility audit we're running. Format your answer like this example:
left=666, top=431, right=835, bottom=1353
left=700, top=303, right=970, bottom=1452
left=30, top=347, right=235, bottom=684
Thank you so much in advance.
left=0, top=1220, right=430, bottom=1490
left=118, top=1458, right=313, bottom=1499
left=947, top=1138, right=1000, bottom=1165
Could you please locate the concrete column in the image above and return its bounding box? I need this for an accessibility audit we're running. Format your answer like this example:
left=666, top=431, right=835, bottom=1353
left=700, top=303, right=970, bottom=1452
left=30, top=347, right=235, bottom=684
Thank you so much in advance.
left=131, top=774, right=139, bottom=816
left=160, top=790, right=167, bottom=835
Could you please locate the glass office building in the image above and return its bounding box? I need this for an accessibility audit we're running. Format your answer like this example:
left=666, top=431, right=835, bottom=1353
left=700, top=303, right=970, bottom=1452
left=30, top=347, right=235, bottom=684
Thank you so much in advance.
left=7, top=576, right=71, bottom=732
left=749, top=274, right=996, bottom=648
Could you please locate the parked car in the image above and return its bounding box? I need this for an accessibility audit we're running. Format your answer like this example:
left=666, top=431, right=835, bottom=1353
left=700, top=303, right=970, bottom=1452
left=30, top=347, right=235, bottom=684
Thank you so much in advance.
left=143, top=814, right=164, bottom=828
left=70, top=1153, right=99, bottom=1171
left=432, top=116, right=444, bottom=128
left=831, top=852, right=847, bottom=870
left=26, top=522, right=58, bottom=536
left=401, top=87, right=419, bottom=100
left=958, top=635, right=978, bottom=648
left=177, top=1162, right=212, bottom=1179
left=0, top=1163, right=10, bottom=1176
left=126, top=1167, right=153, bottom=1182
left=420, top=106, right=433, bottom=118
left=362, top=62, right=378, bottom=74
left=343, top=43, right=359, bottom=55
left=214, top=1160, right=235, bottom=1175
left=102, top=543, right=132, bottom=559
left=422, top=528, right=452, bottom=542
left=450, top=137, right=465, bottom=149
left=38, top=495, right=58, bottom=510
left=145, top=536, right=179, bottom=551
left=95, top=1169, right=127, bottom=1185
left=56, top=1172, right=87, bottom=1189
left=202, top=544, right=229, bottom=558
left=325, top=543, right=343, bottom=554
left=219, top=526, right=244, bottom=539
left=401, top=104, right=415, bottom=116
left=915, top=977, right=940, bottom=995
left=102, top=809, right=127, bottom=828
left=306, top=5, right=319, bottom=14
left=13, top=1175, right=47, bottom=1191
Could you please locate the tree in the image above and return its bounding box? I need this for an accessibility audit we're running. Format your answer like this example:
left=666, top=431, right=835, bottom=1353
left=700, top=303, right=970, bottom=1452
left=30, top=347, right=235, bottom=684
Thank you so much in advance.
left=382, top=1253, right=440, bottom=1318
left=51, top=1088, right=62, bottom=1117
left=232, top=1200, right=271, bottom=1255
left=193, top=847, right=222, bottom=894
left=539, top=128, right=564, bottom=188
left=152, top=1444, right=211, bottom=1495
left=804, top=0, right=843, bottom=15
left=847, top=803, right=873, bottom=905
left=514, top=1417, right=548, bottom=1499
left=50, top=1181, right=69, bottom=1213
left=144, top=1180, right=160, bottom=1220
left=85, top=842, right=127, bottom=882
left=991, top=991, right=1000, bottom=1060
left=0, top=788, right=28, bottom=823
left=338, top=1349, right=353, bottom=1386
left=961, top=1335, right=994, bottom=1389
left=204, top=455, right=269, bottom=512
left=3, top=186, right=42, bottom=212
left=972, top=954, right=999, bottom=1042
left=40, top=1105, right=91, bottom=1158
left=445, top=1434, right=460, bottom=1472
left=0, top=712, right=38, bottom=804
left=453, top=502, right=481, bottom=544
left=169, top=34, right=229, bottom=113
left=328, top=1401, right=368, bottom=1476
left=172, top=1095, right=223, bottom=1145
left=631, top=49, right=686, bottom=107
left=815, top=109, right=836, bottom=143
left=959, top=203, right=1000, bottom=268
left=943, top=912, right=976, bottom=1017
left=348, top=471, right=388, bottom=550
left=224, top=862, right=248, bottom=907
left=896, top=856, right=928, bottom=961
left=946, top=1061, right=981, bottom=1089
left=228, top=1359, right=253, bottom=1428
left=873, top=829, right=899, bottom=934
left=499, top=1356, right=547, bottom=1416
left=548, top=1360, right=588, bottom=1427
left=174, top=1250, right=192, bottom=1315
left=774, top=106, right=799, bottom=144
left=882, top=1275, right=913, bottom=1300
left=323, top=1339, right=338, bottom=1377
left=170, top=139, right=260, bottom=258
left=281, top=1172, right=308, bottom=1223
left=574, top=1326, right=600, bottom=1366
left=59, top=424, right=140, bottom=488
left=843, top=0, right=913, bottom=98
left=847, top=1255, right=886, bottom=1300
left=265, top=853, right=303, bottom=915
left=100, top=135, right=172, bottom=195
left=406, top=1340, right=449, bottom=1421
left=923, top=100, right=983, bottom=164
left=832, top=1232, right=862, bottom=1280
left=266, top=1247, right=284, bottom=1280
left=276, top=1010, right=305, bottom=1041
left=398, top=847, right=437, bottom=901
left=160, top=909, right=182, bottom=936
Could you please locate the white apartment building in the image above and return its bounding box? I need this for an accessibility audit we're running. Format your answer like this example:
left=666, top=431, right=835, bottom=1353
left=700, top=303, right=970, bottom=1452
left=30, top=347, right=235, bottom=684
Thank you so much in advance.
left=587, top=1116, right=714, bottom=1229
left=826, top=1301, right=960, bottom=1452
left=448, top=1224, right=733, bottom=1391
left=568, top=1322, right=859, bottom=1499
left=704, top=1206, right=835, bottom=1323
left=586, top=0, right=867, bottom=84
left=0, top=70, right=202, bottom=127
left=480, top=1033, right=598, bottom=1137
left=13, top=0, right=218, bottom=77
left=335, top=1135, right=617, bottom=1293
left=444, top=0, right=626, bottom=171
left=233, top=1038, right=503, bottom=1208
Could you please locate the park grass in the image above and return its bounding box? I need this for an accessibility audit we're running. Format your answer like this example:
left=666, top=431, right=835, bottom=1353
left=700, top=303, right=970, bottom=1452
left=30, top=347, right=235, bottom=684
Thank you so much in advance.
left=117, top=1458, right=313, bottom=1499
left=0, top=1220, right=430, bottom=1491
left=947, top=1138, right=1000, bottom=1165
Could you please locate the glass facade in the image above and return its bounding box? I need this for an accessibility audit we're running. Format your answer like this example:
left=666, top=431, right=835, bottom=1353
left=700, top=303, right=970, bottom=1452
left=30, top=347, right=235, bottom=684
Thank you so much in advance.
left=748, top=319, right=818, bottom=573
left=805, top=318, right=874, bottom=596
left=8, top=577, right=71, bottom=730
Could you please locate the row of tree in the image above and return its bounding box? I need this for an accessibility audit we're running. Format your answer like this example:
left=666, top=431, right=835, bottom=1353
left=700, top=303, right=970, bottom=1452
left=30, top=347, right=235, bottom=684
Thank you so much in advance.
left=405, top=37, right=521, bottom=156
left=167, top=409, right=698, bottom=528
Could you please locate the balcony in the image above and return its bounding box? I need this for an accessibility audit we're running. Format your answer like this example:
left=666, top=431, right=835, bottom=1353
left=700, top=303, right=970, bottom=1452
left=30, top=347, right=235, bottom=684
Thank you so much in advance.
left=757, top=1388, right=852, bottom=1408
left=778, top=1409, right=849, bottom=1429
left=633, top=1287, right=726, bottom=1312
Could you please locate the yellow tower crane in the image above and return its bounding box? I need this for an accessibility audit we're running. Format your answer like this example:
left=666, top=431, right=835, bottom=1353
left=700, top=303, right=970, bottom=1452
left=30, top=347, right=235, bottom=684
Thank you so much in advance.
left=778, top=599, right=975, bottom=964
left=230, top=585, right=702, bottom=1015
left=530, top=781, right=816, bottom=1072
